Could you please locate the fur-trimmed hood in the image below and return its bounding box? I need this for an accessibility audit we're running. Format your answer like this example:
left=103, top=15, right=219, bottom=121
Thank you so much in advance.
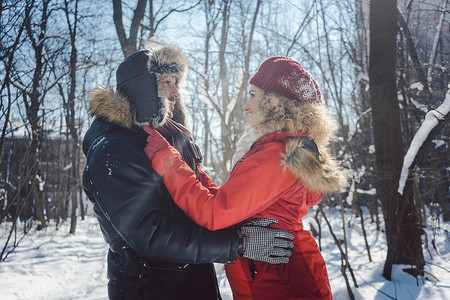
left=234, top=90, right=346, bottom=194
left=89, top=44, right=188, bottom=128
left=88, top=86, right=188, bottom=129
left=281, top=135, right=346, bottom=193
left=234, top=130, right=345, bottom=194
left=89, top=86, right=135, bottom=129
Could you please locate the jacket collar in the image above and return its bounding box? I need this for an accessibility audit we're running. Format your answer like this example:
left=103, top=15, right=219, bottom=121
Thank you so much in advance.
left=244, top=130, right=344, bottom=194
left=248, top=131, right=309, bottom=150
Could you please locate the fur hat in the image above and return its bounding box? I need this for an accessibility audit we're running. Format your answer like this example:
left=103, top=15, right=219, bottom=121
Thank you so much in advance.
left=115, top=44, right=188, bottom=127
left=249, top=56, right=322, bottom=104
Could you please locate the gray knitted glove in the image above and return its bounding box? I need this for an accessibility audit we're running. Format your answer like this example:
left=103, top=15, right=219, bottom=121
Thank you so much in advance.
left=237, top=218, right=294, bottom=264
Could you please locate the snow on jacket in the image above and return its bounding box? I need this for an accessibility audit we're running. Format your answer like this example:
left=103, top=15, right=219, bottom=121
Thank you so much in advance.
left=82, top=85, right=241, bottom=299
left=148, top=97, right=345, bottom=299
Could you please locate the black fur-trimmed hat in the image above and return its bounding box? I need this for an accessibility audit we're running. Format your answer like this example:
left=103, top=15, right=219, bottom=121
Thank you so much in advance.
left=115, top=44, right=188, bottom=127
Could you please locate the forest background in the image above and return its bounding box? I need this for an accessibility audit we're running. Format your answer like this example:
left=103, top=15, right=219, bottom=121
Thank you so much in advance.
left=0, top=0, right=448, bottom=298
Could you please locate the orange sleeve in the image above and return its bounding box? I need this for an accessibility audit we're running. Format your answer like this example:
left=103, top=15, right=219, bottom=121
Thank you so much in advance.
left=197, top=166, right=220, bottom=195
left=151, top=143, right=296, bottom=231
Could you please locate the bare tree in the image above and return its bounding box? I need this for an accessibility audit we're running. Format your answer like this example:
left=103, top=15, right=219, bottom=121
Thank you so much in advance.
left=0, top=0, right=35, bottom=160
left=112, top=0, right=147, bottom=58
left=369, top=0, right=424, bottom=280
left=112, top=0, right=201, bottom=58
left=18, top=0, right=52, bottom=229
left=140, top=0, right=201, bottom=44
left=397, top=0, right=450, bottom=223
left=58, top=0, right=81, bottom=235
left=193, top=0, right=261, bottom=183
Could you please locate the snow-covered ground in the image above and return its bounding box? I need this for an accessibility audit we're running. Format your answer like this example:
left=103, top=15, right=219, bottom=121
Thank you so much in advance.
left=1, top=209, right=449, bottom=300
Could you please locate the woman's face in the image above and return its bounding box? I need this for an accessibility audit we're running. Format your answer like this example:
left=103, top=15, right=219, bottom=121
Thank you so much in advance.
left=244, top=85, right=264, bottom=114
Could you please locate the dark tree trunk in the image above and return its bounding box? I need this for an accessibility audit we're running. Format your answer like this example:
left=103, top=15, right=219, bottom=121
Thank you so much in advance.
left=430, top=140, right=450, bottom=222
left=112, top=0, right=147, bottom=58
left=24, top=0, right=51, bottom=230
left=65, top=0, right=80, bottom=235
left=369, top=0, right=424, bottom=280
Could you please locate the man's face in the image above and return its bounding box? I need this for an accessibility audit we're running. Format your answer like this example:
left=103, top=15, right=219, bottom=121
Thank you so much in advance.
left=161, top=75, right=179, bottom=119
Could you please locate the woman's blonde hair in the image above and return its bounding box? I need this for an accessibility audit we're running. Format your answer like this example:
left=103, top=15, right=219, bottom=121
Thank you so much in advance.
left=247, top=92, right=339, bottom=148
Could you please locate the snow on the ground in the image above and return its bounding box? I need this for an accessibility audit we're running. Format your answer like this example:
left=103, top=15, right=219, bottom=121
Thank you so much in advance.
left=0, top=218, right=108, bottom=300
left=1, top=209, right=449, bottom=300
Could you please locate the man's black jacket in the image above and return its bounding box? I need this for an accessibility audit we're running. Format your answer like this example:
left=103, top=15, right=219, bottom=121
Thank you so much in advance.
left=83, top=118, right=239, bottom=299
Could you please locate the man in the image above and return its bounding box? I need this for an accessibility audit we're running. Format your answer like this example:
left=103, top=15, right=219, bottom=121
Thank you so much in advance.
left=82, top=43, right=293, bottom=300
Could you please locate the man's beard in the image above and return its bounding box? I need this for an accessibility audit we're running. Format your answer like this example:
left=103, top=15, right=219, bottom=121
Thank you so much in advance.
left=167, top=97, right=175, bottom=119
left=170, top=97, right=187, bottom=126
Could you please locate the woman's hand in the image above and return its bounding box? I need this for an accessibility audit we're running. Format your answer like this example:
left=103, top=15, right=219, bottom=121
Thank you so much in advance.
left=143, top=125, right=170, bottom=160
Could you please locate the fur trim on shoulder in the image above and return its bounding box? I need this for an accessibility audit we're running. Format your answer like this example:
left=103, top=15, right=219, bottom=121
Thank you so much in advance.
left=282, top=138, right=346, bottom=193
left=89, top=86, right=133, bottom=128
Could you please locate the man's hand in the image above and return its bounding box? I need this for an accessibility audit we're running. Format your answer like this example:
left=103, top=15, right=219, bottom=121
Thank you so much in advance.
left=237, top=218, right=294, bottom=264
left=143, top=125, right=170, bottom=160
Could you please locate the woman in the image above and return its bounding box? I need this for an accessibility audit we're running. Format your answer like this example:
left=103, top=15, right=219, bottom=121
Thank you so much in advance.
left=144, top=56, right=346, bottom=299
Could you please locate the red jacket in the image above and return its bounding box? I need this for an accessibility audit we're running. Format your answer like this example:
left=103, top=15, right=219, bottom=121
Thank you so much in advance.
left=151, top=131, right=343, bottom=299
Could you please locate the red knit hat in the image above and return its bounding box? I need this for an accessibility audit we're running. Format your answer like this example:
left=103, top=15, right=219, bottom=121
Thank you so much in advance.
left=249, top=56, right=322, bottom=103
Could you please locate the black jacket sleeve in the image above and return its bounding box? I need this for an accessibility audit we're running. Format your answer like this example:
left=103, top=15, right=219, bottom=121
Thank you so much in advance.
left=84, top=130, right=239, bottom=264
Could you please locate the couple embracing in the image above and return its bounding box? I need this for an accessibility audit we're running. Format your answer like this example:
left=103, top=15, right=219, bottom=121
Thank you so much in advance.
left=83, top=41, right=345, bottom=300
